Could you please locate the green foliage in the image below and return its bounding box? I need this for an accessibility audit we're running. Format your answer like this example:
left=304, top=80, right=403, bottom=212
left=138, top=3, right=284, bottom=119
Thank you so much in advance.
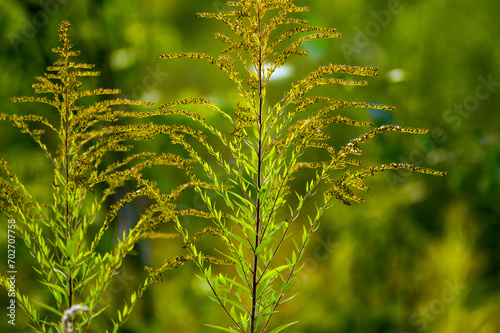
left=1, top=1, right=499, bottom=332
left=156, top=1, right=446, bottom=332
left=0, top=21, right=197, bottom=333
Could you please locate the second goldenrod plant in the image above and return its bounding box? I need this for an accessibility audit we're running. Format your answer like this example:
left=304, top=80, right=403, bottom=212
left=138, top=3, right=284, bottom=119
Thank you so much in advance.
left=157, top=1, right=446, bottom=332
left=0, top=21, right=200, bottom=333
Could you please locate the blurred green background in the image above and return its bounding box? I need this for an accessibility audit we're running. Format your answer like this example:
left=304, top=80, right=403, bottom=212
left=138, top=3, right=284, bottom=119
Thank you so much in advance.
left=1, top=0, right=499, bottom=332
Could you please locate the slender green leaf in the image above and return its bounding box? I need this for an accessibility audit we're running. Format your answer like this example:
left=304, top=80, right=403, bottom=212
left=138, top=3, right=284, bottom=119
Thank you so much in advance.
left=32, top=298, right=63, bottom=317
left=204, top=323, right=239, bottom=332
left=267, top=321, right=299, bottom=333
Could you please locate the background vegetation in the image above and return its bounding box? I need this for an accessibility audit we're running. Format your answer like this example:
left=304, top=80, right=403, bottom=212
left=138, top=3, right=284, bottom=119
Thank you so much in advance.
left=1, top=0, right=499, bottom=332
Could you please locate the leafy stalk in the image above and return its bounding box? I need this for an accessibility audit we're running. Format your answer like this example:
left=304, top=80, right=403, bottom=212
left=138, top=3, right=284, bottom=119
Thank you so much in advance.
left=155, top=1, right=447, bottom=332
left=157, top=1, right=446, bottom=332
left=0, top=21, right=198, bottom=332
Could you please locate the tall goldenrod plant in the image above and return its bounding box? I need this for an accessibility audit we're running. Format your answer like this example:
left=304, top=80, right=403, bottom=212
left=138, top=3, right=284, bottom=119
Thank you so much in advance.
left=0, top=21, right=198, bottom=333
left=156, top=1, right=446, bottom=332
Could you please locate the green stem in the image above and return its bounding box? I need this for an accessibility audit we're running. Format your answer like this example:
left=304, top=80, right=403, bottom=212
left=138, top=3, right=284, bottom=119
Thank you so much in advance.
left=251, top=4, right=264, bottom=333
left=62, top=53, right=74, bottom=331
